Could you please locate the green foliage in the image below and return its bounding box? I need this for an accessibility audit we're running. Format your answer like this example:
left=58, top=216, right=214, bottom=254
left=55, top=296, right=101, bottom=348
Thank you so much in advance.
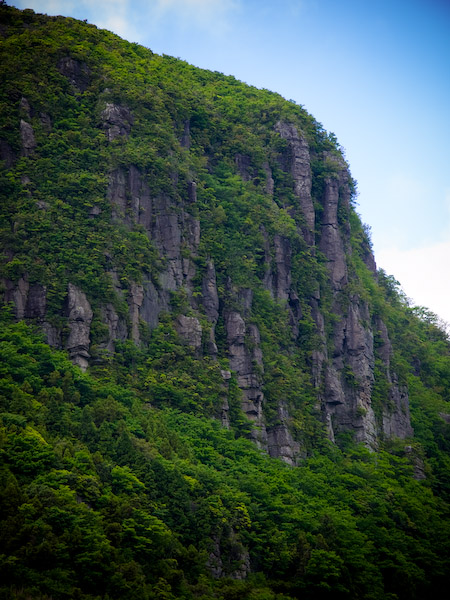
left=0, top=319, right=450, bottom=599
left=1, top=5, right=450, bottom=600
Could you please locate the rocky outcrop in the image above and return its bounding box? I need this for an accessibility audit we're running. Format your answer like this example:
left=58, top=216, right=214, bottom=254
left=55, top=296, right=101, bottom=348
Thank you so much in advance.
left=0, top=38, right=416, bottom=456
left=128, top=283, right=144, bottom=344
left=275, top=120, right=314, bottom=244
left=201, top=259, right=220, bottom=357
left=327, top=301, right=378, bottom=447
left=100, top=303, right=127, bottom=354
left=267, top=402, right=301, bottom=465
left=20, top=119, right=36, bottom=156
left=202, top=260, right=219, bottom=323
left=220, top=370, right=232, bottom=428
left=375, top=317, right=414, bottom=439
left=66, top=283, right=93, bottom=371
left=175, top=314, right=202, bottom=351
left=225, top=305, right=267, bottom=447
left=207, top=531, right=250, bottom=580
left=106, top=164, right=201, bottom=339
left=262, top=162, right=274, bottom=196
left=107, top=166, right=151, bottom=226
left=235, top=153, right=253, bottom=181
left=57, top=56, right=90, bottom=92
left=319, top=175, right=348, bottom=290
left=101, top=103, right=133, bottom=141
left=3, top=277, right=46, bottom=321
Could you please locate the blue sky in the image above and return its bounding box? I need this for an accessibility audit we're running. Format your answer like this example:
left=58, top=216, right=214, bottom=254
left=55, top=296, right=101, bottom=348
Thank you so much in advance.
left=11, top=0, right=450, bottom=325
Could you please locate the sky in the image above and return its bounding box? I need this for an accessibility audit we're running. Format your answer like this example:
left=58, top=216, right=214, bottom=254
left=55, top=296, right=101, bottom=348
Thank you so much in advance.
left=10, top=0, right=450, bottom=325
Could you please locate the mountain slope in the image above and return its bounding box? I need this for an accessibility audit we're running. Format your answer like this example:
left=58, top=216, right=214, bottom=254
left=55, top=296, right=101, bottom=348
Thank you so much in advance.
left=1, top=5, right=450, bottom=599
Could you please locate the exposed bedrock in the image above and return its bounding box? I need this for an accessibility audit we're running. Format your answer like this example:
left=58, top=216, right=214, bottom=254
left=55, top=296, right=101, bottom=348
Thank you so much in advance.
left=100, top=303, right=127, bottom=354
left=267, top=401, right=301, bottom=465
left=175, top=314, right=203, bottom=351
left=225, top=306, right=267, bottom=447
left=66, top=283, right=93, bottom=371
left=319, top=176, right=348, bottom=290
left=101, top=102, right=133, bottom=141
left=20, top=119, right=36, bottom=157
left=326, top=300, right=378, bottom=448
left=275, top=120, right=314, bottom=244
left=375, top=317, right=413, bottom=439
left=57, top=56, right=90, bottom=92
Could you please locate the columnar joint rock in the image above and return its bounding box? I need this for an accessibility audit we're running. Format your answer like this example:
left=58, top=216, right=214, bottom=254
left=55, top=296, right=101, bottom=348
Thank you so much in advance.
left=225, top=309, right=267, bottom=447
left=66, top=283, right=93, bottom=371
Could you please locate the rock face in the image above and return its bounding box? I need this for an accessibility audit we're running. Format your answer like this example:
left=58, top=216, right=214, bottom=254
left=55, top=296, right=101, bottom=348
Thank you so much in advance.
left=57, top=56, right=90, bottom=92
left=66, top=284, right=93, bottom=371
left=0, top=39, right=416, bottom=461
left=319, top=173, right=349, bottom=290
left=275, top=120, right=314, bottom=244
left=20, top=120, right=36, bottom=156
left=101, top=103, right=133, bottom=141
left=225, top=307, right=267, bottom=447
left=267, top=402, right=300, bottom=465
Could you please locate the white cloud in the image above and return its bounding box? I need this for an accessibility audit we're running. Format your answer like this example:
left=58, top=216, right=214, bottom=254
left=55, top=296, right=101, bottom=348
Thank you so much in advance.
left=14, top=0, right=239, bottom=40
left=152, top=0, right=239, bottom=33
left=377, top=237, right=450, bottom=326
left=13, top=0, right=78, bottom=13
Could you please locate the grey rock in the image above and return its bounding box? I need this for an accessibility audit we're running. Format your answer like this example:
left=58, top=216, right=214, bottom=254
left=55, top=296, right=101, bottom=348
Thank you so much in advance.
left=42, top=322, right=61, bottom=347
left=206, top=326, right=218, bottom=357
left=128, top=283, right=144, bottom=344
left=207, top=532, right=250, bottom=580
left=375, top=317, right=393, bottom=365
left=1, top=278, right=44, bottom=321
left=267, top=402, right=301, bottom=464
left=382, top=382, right=413, bottom=439
left=100, top=303, right=127, bottom=353
left=20, top=119, right=36, bottom=156
left=375, top=316, right=413, bottom=440
left=225, top=310, right=267, bottom=446
left=235, top=153, right=253, bottom=181
left=101, top=103, right=133, bottom=141
left=273, top=234, right=292, bottom=301
left=66, top=283, right=93, bottom=371
left=8, top=277, right=29, bottom=320
left=88, top=205, right=101, bottom=217
left=140, top=277, right=169, bottom=330
left=175, top=314, right=203, bottom=350
left=20, top=97, right=31, bottom=118
left=404, top=445, right=426, bottom=480
left=202, top=260, right=219, bottom=323
left=180, top=119, right=190, bottom=148
left=107, top=166, right=152, bottom=228
left=319, top=177, right=348, bottom=290
left=275, top=120, right=314, bottom=244
left=40, top=112, right=52, bottom=132
left=262, top=162, right=274, bottom=195
left=57, top=56, right=90, bottom=92
left=188, top=180, right=197, bottom=203
left=25, top=284, right=46, bottom=319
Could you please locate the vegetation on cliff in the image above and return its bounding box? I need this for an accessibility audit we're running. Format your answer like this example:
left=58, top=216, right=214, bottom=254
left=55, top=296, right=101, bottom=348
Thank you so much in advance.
left=1, top=5, right=450, bottom=599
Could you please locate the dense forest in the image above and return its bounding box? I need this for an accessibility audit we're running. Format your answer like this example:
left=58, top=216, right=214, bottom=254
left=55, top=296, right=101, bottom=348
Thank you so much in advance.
left=1, top=5, right=450, bottom=599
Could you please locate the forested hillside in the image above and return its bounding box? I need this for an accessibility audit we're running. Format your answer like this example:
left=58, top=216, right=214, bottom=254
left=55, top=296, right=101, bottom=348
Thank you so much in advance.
left=1, top=5, right=450, bottom=599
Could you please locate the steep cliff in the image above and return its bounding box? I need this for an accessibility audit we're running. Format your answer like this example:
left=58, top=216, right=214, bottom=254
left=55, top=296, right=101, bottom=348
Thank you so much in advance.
left=0, top=5, right=415, bottom=459
left=2, top=7, right=450, bottom=600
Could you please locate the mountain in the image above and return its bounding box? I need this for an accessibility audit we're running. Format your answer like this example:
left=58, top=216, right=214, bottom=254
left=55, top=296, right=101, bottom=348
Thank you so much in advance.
left=1, top=5, right=450, bottom=599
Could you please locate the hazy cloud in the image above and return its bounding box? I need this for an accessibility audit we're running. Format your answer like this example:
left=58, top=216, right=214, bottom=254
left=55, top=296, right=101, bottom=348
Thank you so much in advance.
left=378, top=190, right=450, bottom=325
left=378, top=238, right=450, bottom=326
left=15, top=0, right=239, bottom=40
left=151, top=0, right=239, bottom=33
